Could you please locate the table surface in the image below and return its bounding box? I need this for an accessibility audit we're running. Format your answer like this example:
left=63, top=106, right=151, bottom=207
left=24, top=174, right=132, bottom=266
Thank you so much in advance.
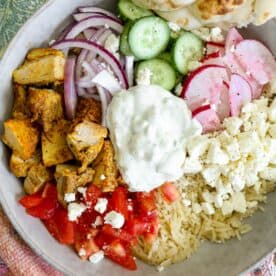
left=0, top=1, right=275, bottom=275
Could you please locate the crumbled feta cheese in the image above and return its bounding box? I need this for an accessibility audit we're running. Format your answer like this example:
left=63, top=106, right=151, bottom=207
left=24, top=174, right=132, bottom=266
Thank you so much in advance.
left=168, top=22, right=181, bottom=32
left=89, top=250, right=104, bottom=264
left=224, top=139, right=241, bottom=161
left=78, top=248, right=86, bottom=257
left=182, top=199, right=192, bottom=207
left=157, top=265, right=165, bottom=272
left=268, top=98, right=276, bottom=122
left=136, top=68, right=152, bottom=85
left=223, top=117, right=243, bottom=136
left=214, top=195, right=223, bottom=208
left=201, top=202, right=215, bottom=215
left=77, top=187, right=87, bottom=197
left=238, top=131, right=260, bottom=154
left=210, top=27, right=224, bottom=42
left=68, top=203, right=86, bottom=221
left=201, top=166, right=221, bottom=187
left=64, top=193, right=76, bottom=203
left=260, top=167, right=276, bottom=182
left=104, top=211, right=125, bottom=229
left=221, top=200, right=234, bottom=216
left=92, top=216, right=103, bottom=228
left=100, top=174, right=106, bottom=180
left=207, top=142, right=229, bottom=165
left=192, top=203, right=202, bottom=214
left=216, top=180, right=233, bottom=197
left=187, top=136, right=210, bottom=158
left=183, top=157, right=203, bottom=174
left=232, top=192, right=246, bottom=213
left=229, top=172, right=245, bottom=192
left=268, top=124, right=276, bottom=138
left=202, top=191, right=214, bottom=203
left=94, top=198, right=108, bottom=214
left=104, top=34, right=119, bottom=56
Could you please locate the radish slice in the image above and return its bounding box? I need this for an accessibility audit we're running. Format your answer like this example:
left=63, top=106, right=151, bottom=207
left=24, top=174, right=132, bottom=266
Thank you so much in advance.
left=181, top=65, right=229, bottom=111
left=206, top=42, right=225, bottom=56
left=216, top=82, right=230, bottom=121
left=193, top=106, right=221, bottom=133
left=65, top=15, right=123, bottom=39
left=64, top=57, right=78, bottom=119
left=225, top=28, right=243, bottom=53
left=92, top=70, right=121, bottom=94
left=52, top=39, right=128, bottom=89
left=229, top=74, right=252, bottom=117
left=235, top=40, right=276, bottom=85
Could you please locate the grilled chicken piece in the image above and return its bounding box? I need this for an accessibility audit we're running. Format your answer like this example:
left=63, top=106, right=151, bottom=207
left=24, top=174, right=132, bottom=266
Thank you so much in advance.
left=10, top=150, right=41, bottom=178
left=55, top=165, right=94, bottom=206
left=12, top=84, right=31, bottom=120
left=13, top=49, right=65, bottom=85
left=67, top=120, right=108, bottom=173
left=27, top=87, right=64, bottom=133
left=24, top=164, right=53, bottom=194
left=93, top=140, right=118, bottom=192
left=75, top=98, right=102, bottom=124
left=41, top=120, right=73, bottom=167
left=2, top=119, right=39, bottom=160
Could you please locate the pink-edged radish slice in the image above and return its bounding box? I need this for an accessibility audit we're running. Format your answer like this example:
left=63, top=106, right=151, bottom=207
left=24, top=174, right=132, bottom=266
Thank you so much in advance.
left=235, top=40, right=276, bottom=85
left=229, top=74, right=252, bottom=117
left=225, top=28, right=243, bottom=53
left=181, top=65, right=229, bottom=111
left=216, top=81, right=231, bottom=121
left=223, top=53, right=263, bottom=99
left=193, top=105, right=221, bottom=133
left=206, top=42, right=225, bottom=56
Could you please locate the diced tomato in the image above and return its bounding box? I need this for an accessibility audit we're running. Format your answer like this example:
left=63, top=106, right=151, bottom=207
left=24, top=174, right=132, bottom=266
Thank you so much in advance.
left=109, top=186, right=128, bottom=218
left=75, top=227, right=99, bottom=260
left=135, top=191, right=156, bottom=214
left=19, top=193, right=43, bottom=208
left=42, top=183, right=58, bottom=199
left=77, top=209, right=99, bottom=232
left=161, top=182, right=180, bottom=203
left=26, top=197, right=58, bottom=219
left=85, top=184, right=102, bottom=207
left=101, top=224, right=136, bottom=246
left=104, top=239, right=137, bottom=271
left=143, top=213, right=159, bottom=244
left=43, top=217, right=59, bottom=240
left=124, top=217, right=148, bottom=236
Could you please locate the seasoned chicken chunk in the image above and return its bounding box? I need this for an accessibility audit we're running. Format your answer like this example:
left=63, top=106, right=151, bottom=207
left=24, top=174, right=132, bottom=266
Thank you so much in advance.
left=67, top=120, right=108, bottom=172
left=75, top=98, right=102, bottom=124
left=55, top=165, right=94, bottom=206
left=27, top=48, right=64, bottom=60
left=12, top=84, right=31, bottom=119
left=13, top=49, right=65, bottom=85
left=10, top=150, right=41, bottom=178
left=2, top=119, right=39, bottom=160
left=93, top=140, right=118, bottom=192
left=28, top=88, right=64, bottom=132
left=24, top=164, right=53, bottom=194
left=42, top=120, right=73, bottom=167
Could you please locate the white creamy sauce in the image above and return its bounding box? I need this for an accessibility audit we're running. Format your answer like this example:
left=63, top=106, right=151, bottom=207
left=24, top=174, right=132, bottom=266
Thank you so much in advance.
left=107, top=85, right=202, bottom=192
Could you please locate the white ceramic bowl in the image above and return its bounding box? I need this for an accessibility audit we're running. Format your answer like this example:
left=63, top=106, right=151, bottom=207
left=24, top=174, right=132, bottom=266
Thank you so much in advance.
left=0, top=1, right=275, bottom=275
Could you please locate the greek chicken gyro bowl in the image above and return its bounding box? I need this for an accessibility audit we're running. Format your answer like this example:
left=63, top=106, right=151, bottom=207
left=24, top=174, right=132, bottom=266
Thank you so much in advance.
left=0, top=0, right=276, bottom=274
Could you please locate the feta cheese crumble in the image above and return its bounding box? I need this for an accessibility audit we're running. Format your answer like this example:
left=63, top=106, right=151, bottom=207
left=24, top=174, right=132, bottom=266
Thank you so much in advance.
left=104, top=211, right=125, bottom=229
left=89, top=251, right=104, bottom=264
left=64, top=193, right=76, bottom=203
left=68, top=203, right=86, bottom=221
left=77, top=187, right=87, bottom=197
left=94, top=198, right=108, bottom=214
left=78, top=248, right=86, bottom=257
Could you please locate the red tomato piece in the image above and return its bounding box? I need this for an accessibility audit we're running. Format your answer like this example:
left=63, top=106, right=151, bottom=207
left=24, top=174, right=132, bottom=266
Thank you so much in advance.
left=85, top=184, right=102, bottom=207
left=110, top=186, right=128, bottom=218
left=104, top=239, right=137, bottom=271
left=161, top=182, right=180, bottom=203
left=27, top=198, right=58, bottom=219
left=19, top=194, right=43, bottom=208
left=43, top=217, right=59, bottom=241
left=42, top=183, right=58, bottom=199
left=77, top=209, right=99, bottom=232
left=135, top=191, right=156, bottom=214
left=124, top=217, right=148, bottom=236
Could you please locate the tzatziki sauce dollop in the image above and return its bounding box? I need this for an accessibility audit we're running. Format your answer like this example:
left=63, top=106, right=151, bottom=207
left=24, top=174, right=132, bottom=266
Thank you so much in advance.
left=107, top=85, right=202, bottom=192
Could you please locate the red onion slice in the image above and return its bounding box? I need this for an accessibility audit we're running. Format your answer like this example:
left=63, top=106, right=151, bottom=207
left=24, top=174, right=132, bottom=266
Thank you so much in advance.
left=65, top=15, right=123, bottom=39
left=74, top=12, right=120, bottom=23
left=83, top=28, right=98, bottom=39
left=125, top=56, right=135, bottom=87
left=77, top=6, right=120, bottom=21
left=52, top=39, right=129, bottom=89
left=64, top=56, right=78, bottom=119
left=97, top=85, right=109, bottom=126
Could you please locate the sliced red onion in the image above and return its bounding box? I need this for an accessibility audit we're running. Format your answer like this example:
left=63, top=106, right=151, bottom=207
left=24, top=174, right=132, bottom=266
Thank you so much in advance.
left=52, top=39, right=128, bottom=89
left=74, top=12, right=120, bottom=23
left=64, top=56, right=78, bottom=119
left=125, top=56, right=135, bottom=87
left=97, top=85, right=109, bottom=126
left=92, top=70, right=121, bottom=94
left=77, top=6, right=120, bottom=21
left=82, top=61, right=97, bottom=77
left=65, top=15, right=123, bottom=39
left=83, top=28, right=98, bottom=39
left=78, top=79, right=95, bottom=88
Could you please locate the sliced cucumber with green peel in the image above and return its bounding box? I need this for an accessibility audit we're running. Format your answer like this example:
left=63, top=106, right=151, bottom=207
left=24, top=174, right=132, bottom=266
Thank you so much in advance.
left=120, top=22, right=134, bottom=56
left=136, top=59, right=176, bottom=90
left=172, top=32, right=204, bottom=75
left=128, top=16, right=170, bottom=60
left=118, top=0, right=153, bottom=21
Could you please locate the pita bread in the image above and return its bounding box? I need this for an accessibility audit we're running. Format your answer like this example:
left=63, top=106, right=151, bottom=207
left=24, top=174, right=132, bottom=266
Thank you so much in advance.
left=132, top=0, right=197, bottom=12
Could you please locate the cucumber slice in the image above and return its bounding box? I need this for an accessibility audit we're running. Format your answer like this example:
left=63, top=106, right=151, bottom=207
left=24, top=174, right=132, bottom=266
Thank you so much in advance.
left=120, top=22, right=134, bottom=56
left=172, top=32, right=204, bottom=75
left=128, top=16, right=170, bottom=60
left=136, top=59, right=176, bottom=90
left=118, top=0, right=153, bottom=21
